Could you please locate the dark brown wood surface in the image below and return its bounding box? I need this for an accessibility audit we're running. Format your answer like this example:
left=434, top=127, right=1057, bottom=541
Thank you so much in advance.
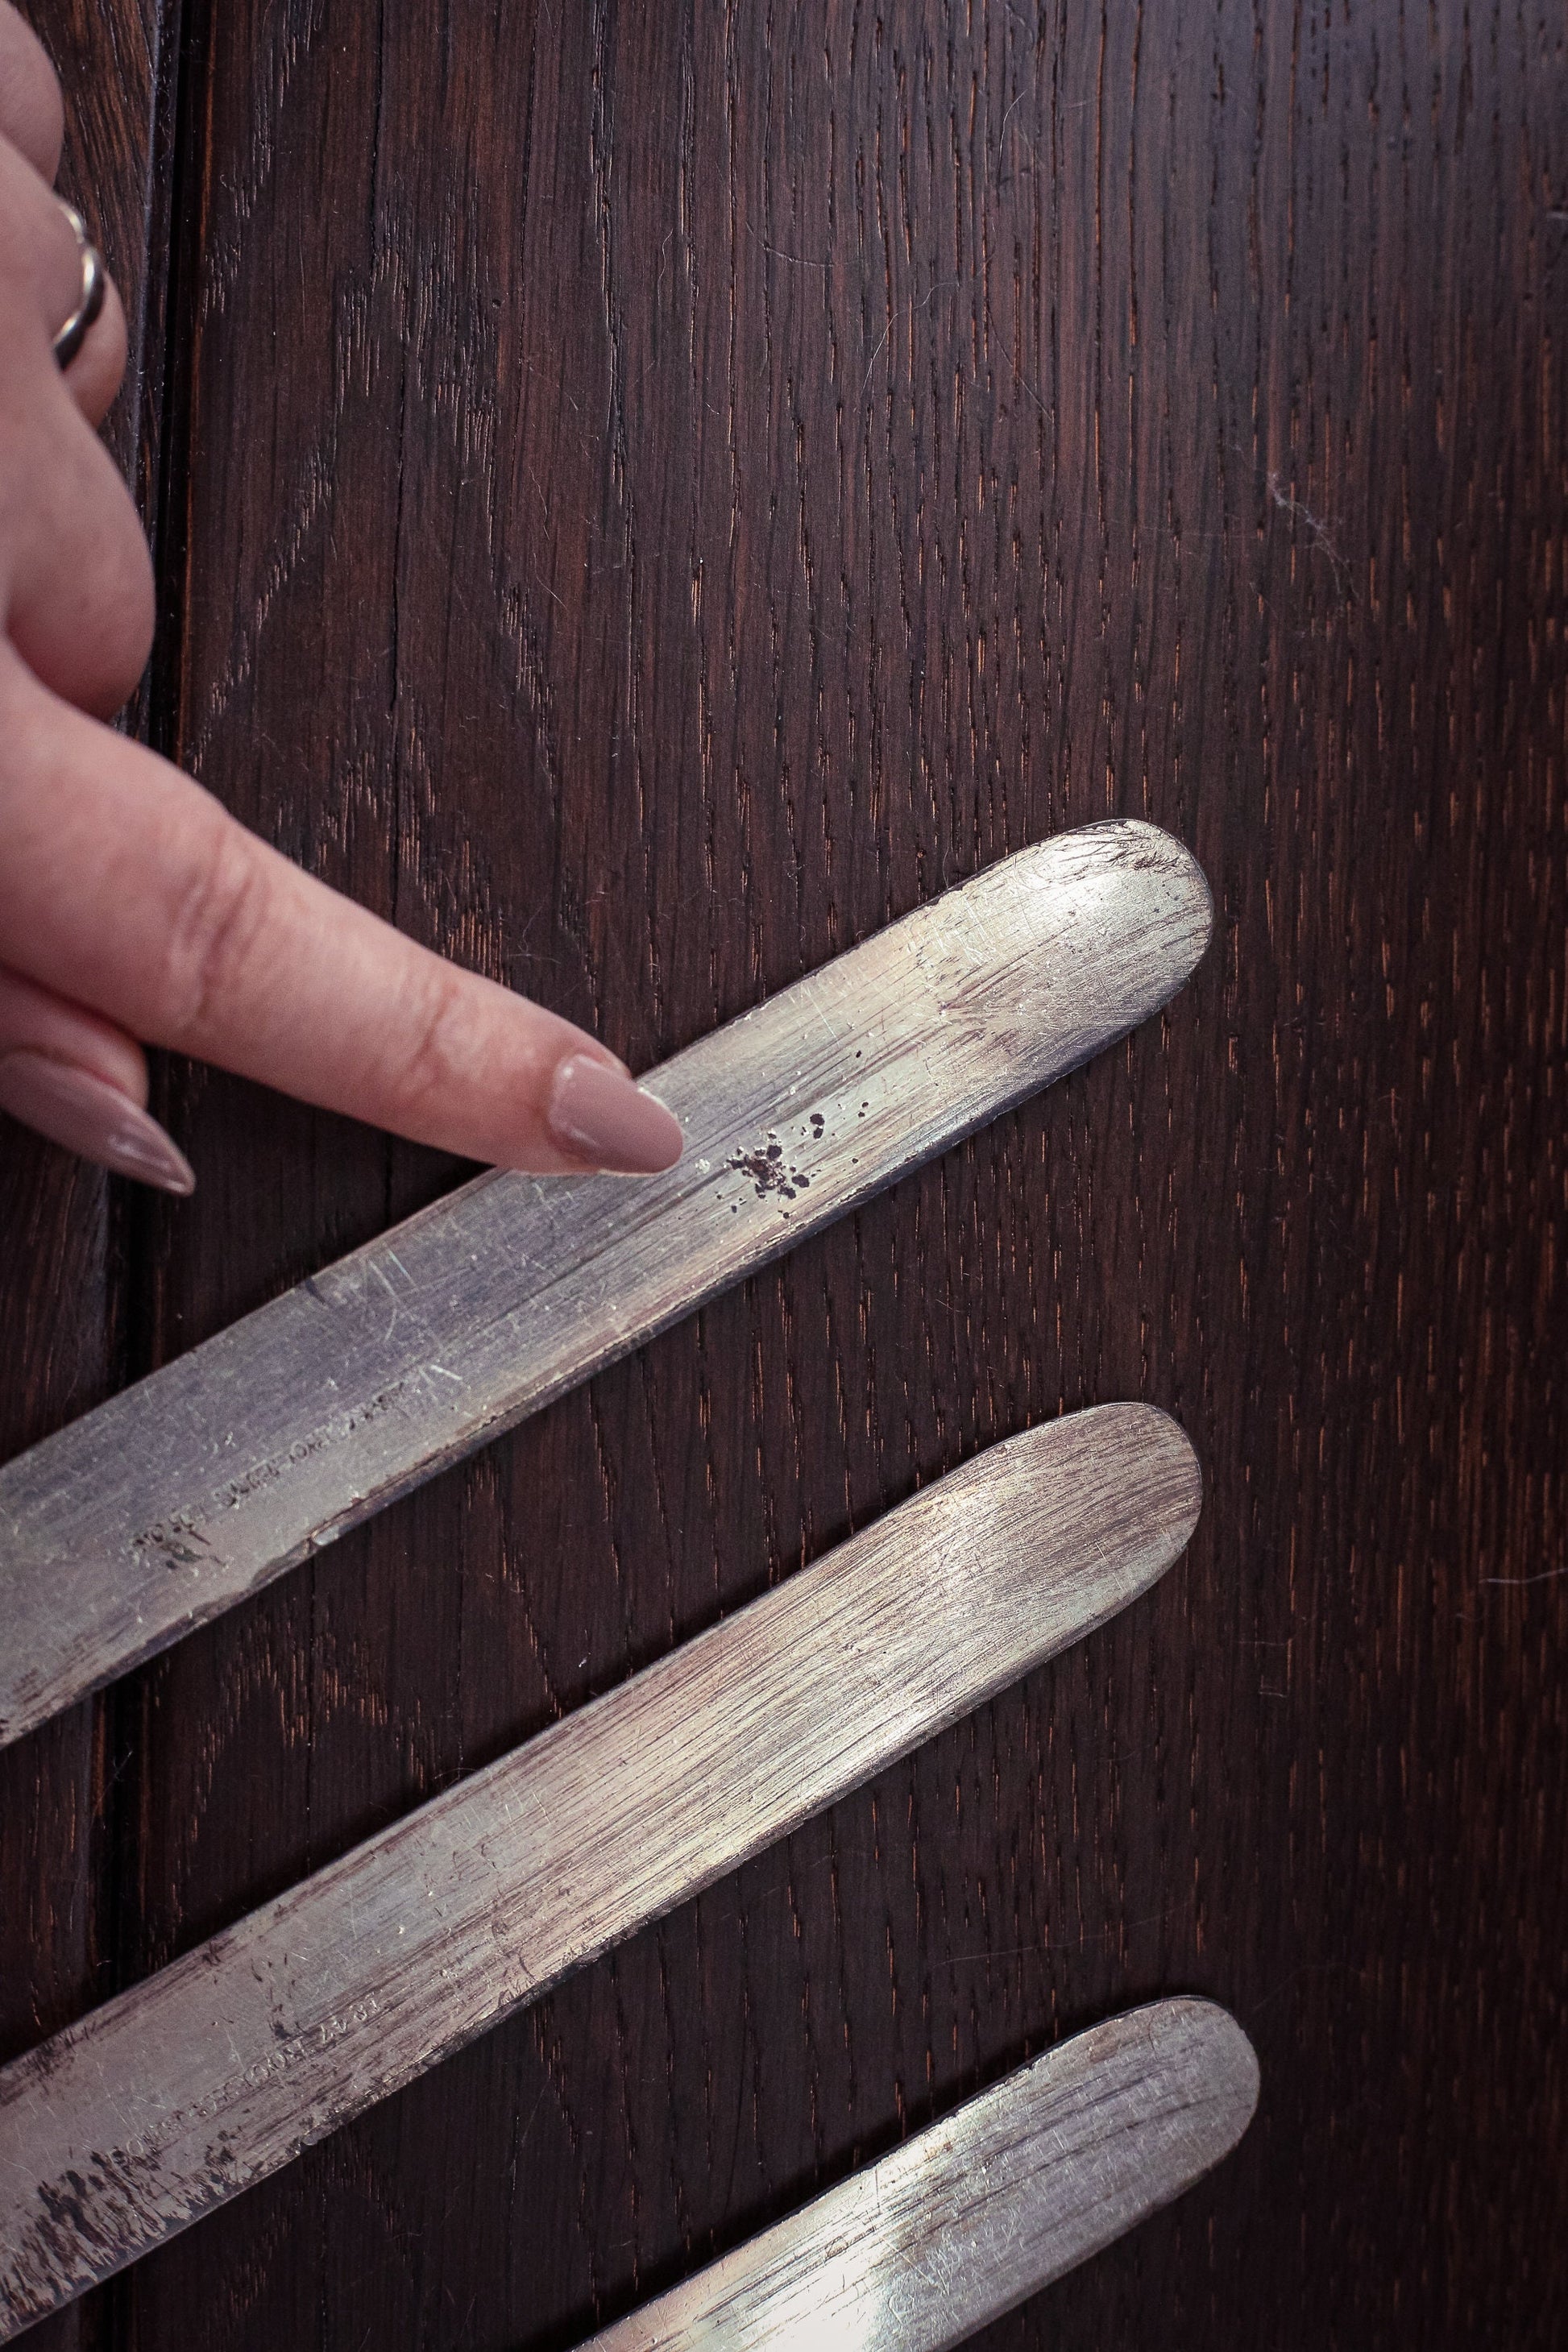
left=2, top=2, right=1564, bottom=2346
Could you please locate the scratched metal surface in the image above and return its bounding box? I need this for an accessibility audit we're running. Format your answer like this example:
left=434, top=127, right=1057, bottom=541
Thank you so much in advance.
left=0, top=822, right=1208, bottom=1747
left=586, top=1999, right=1258, bottom=2352
left=0, top=1404, right=1198, bottom=2333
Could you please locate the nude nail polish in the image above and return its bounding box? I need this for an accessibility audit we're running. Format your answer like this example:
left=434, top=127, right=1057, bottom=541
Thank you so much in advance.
left=0, top=1052, right=196, bottom=1194
left=546, top=1052, right=683, bottom=1174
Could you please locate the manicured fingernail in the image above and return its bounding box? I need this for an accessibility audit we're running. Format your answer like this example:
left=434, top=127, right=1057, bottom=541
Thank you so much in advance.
left=0, top=1051, right=195, bottom=1195
left=545, top=1052, right=683, bottom=1174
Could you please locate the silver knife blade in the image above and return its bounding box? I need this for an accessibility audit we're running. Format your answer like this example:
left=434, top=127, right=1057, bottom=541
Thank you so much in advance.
left=586, top=1997, right=1259, bottom=2351
left=0, top=1403, right=1201, bottom=2333
left=0, top=819, right=1210, bottom=1745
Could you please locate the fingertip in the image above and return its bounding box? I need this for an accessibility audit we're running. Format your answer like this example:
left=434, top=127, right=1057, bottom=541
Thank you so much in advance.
left=0, top=1051, right=193, bottom=1193
left=543, top=1053, right=685, bottom=1176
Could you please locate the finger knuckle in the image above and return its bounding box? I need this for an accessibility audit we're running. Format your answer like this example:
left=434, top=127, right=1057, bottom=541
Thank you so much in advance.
left=394, top=964, right=469, bottom=1123
left=163, top=826, right=269, bottom=1039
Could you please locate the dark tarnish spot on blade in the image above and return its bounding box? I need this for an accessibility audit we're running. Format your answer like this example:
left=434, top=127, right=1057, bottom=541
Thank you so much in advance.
left=725, top=1134, right=816, bottom=1203
left=21, top=2151, right=165, bottom=2312
left=17, top=2127, right=251, bottom=2316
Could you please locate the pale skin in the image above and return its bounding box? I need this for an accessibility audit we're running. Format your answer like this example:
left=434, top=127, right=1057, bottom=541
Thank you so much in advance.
left=0, top=2, right=682, bottom=1193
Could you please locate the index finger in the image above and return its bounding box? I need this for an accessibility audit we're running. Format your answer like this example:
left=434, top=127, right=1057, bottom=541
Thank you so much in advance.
left=0, top=650, right=683, bottom=1176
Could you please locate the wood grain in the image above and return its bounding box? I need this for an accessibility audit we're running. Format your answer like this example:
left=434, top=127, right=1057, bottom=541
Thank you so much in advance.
left=2, top=1, right=1564, bottom=2347
left=0, top=822, right=1209, bottom=1744
left=0, top=1406, right=1199, bottom=2330
left=588, top=2000, right=1258, bottom=2351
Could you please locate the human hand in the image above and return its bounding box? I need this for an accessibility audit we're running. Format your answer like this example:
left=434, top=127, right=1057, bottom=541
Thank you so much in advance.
left=0, top=3, right=681, bottom=1194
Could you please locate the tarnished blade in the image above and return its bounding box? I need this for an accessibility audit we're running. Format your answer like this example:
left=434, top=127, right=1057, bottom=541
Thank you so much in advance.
left=0, top=1405, right=1201, bottom=2333
left=587, top=2000, right=1259, bottom=2350
left=0, top=820, right=1211, bottom=1744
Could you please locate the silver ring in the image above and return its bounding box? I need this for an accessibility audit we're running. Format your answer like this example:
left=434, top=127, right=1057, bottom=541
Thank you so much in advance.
left=52, top=204, right=106, bottom=371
